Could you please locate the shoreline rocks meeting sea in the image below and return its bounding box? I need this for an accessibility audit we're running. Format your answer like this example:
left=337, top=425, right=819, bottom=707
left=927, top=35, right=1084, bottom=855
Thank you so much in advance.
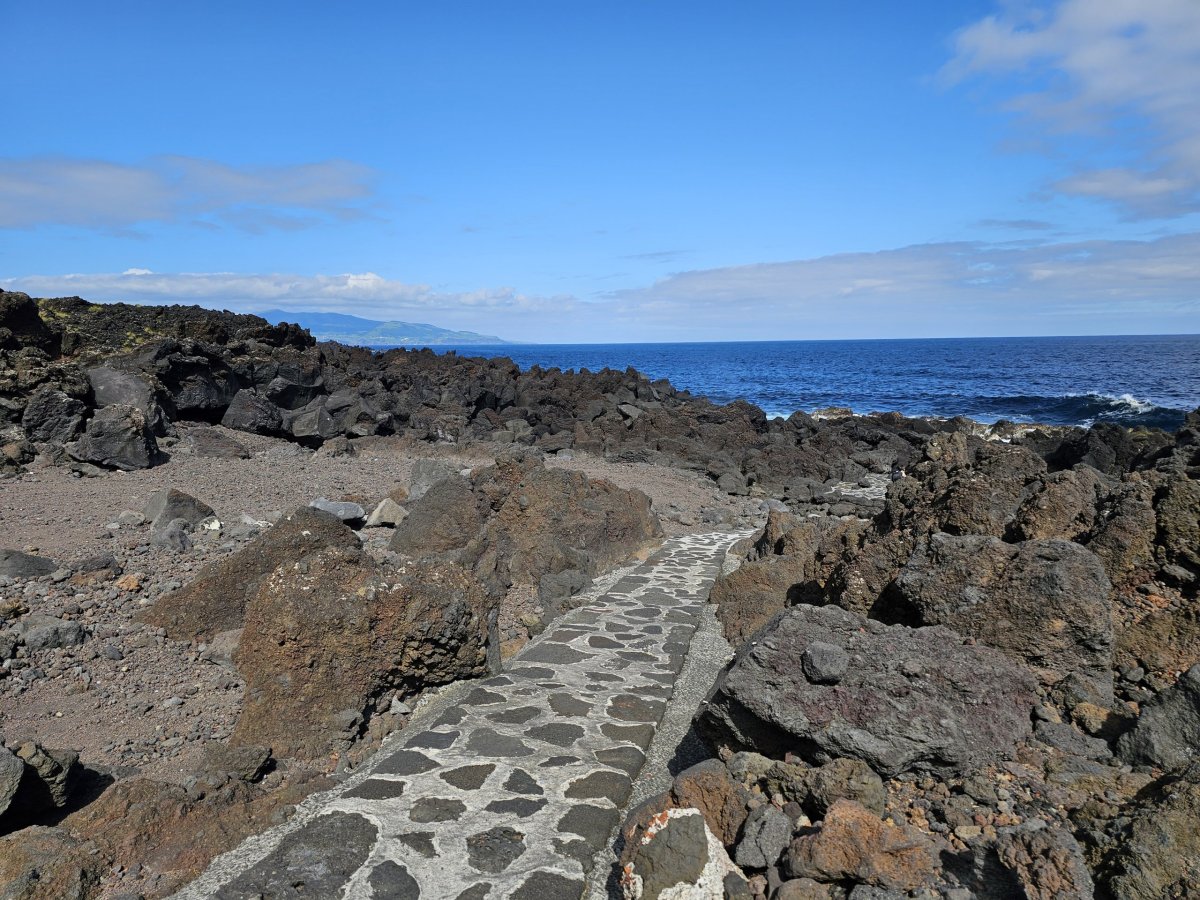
left=1, top=291, right=1199, bottom=899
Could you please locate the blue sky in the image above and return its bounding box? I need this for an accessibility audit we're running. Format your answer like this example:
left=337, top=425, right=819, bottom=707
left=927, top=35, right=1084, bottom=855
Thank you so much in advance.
left=3, top=0, right=1199, bottom=342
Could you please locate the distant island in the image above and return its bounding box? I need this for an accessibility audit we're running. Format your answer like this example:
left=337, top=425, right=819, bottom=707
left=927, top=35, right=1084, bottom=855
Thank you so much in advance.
left=260, top=309, right=514, bottom=346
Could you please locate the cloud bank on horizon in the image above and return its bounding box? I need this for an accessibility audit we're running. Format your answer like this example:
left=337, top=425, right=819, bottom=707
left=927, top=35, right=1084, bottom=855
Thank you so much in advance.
left=9, top=231, right=1198, bottom=342
left=1, top=0, right=1198, bottom=343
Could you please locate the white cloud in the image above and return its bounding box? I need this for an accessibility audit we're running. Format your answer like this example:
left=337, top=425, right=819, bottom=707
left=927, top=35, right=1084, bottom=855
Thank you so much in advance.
left=945, top=0, right=1200, bottom=219
left=1, top=270, right=576, bottom=339
left=605, top=233, right=1200, bottom=337
left=5, top=233, right=1198, bottom=341
left=0, top=155, right=375, bottom=231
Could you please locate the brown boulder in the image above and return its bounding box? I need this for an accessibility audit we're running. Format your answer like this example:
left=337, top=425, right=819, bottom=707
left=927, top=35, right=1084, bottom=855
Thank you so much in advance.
left=784, top=799, right=936, bottom=891
left=1155, top=475, right=1200, bottom=577
left=1099, top=760, right=1200, bottom=899
left=140, top=506, right=359, bottom=641
left=669, top=760, right=751, bottom=848
left=712, top=517, right=863, bottom=647
left=477, top=464, right=662, bottom=594
left=232, top=547, right=494, bottom=760
left=59, top=771, right=329, bottom=898
left=985, top=824, right=1094, bottom=900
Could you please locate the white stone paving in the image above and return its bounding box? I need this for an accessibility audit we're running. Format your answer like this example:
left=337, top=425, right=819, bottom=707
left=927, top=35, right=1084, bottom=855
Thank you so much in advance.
left=173, top=531, right=750, bottom=900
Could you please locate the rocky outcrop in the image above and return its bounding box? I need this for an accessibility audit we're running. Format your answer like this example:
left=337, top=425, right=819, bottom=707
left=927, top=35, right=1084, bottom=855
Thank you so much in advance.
left=0, top=825, right=101, bottom=900
left=232, top=548, right=494, bottom=760
left=389, top=474, right=484, bottom=558
left=698, top=604, right=1038, bottom=777
left=139, top=506, right=360, bottom=641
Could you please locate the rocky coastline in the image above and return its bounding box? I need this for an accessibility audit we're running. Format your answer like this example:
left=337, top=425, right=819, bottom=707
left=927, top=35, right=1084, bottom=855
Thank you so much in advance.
left=1, top=290, right=1198, bottom=899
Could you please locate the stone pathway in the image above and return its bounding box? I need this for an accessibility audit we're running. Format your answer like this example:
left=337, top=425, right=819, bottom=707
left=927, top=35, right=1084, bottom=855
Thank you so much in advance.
left=174, top=531, right=748, bottom=900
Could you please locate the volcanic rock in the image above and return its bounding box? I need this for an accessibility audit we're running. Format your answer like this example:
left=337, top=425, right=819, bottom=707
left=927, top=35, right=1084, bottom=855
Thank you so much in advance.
left=20, top=386, right=87, bottom=444
left=698, top=604, right=1037, bottom=777
left=85, top=366, right=166, bottom=435
left=1097, top=760, right=1200, bottom=899
left=140, top=506, right=360, bottom=641
left=145, top=488, right=215, bottom=532
left=784, top=799, right=936, bottom=892
left=893, top=533, right=1113, bottom=693
left=68, top=403, right=160, bottom=470
left=232, top=547, right=494, bottom=760
left=1116, top=663, right=1200, bottom=769
left=389, top=474, right=483, bottom=558
left=220, top=389, right=284, bottom=435
left=0, top=549, right=57, bottom=579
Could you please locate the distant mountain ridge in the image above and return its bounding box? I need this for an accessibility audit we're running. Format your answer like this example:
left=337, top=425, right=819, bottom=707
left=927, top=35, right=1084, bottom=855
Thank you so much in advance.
left=260, top=309, right=513, bottom=346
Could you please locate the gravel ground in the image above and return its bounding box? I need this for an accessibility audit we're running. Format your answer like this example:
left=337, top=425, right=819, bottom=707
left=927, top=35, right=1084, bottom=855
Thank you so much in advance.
left=0, top=426, right=759, bottom=785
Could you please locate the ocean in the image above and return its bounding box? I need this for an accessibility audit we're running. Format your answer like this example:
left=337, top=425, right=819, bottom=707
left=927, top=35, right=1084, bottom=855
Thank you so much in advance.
left=376, top=334, right=1200, bottom=431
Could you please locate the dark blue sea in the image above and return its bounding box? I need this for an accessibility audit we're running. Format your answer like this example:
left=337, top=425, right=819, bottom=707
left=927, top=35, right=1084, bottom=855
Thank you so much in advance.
left=380, top=335, right=1200, bottom=431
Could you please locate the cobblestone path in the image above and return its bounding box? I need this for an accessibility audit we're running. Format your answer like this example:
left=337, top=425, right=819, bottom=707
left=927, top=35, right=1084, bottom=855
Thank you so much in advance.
left=174, top=531, right=747, bottom=900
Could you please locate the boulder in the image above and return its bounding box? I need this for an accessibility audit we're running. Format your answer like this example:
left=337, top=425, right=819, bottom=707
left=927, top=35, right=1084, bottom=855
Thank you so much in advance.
left=963, top=823, right=1094, bottom=900
left=220, top=389, right=284, bottom=436
left=698, top=604, right=1038, bottom=777
left=670, top=760, right=751, bottom=848
left=0, top=742, right=81, bottom=832
left=232, top=547, right=494, bottom=760
left=1116, top=663, right=1200, bottom=769
left=0, top=746, right=22, bottom=819
left=893, top=534, right=1113, bottom=693
left=0, top=826, right=101, bottom=900
left=619, top=808, right=741, bottom=900
left=1009, top=466, right=1110, bottom=542
left=151, top=518, right=193, bottom=553
left=0, top=549, right=57, bottom=579
left=13, top=615, right=86, bottom=651
left=365, top=497, right=407, bottom=528
left=806, top=758, right=886, bottom=817
left=711, top=517, right=862, bottom=648
left=389, top=475, right=483, bottom=558
left=733, top=803, right=792, bottom=869
left=309, top=498, right=365, bottom=523
left=57, top=770, right=330, bottom=897
left=140, top=506, right=360, bottom=641
left=183, top=426, right=250, bottom=459
left=68, top=403, right=160, bottom=470
left=0, top=291, right=58, bottom=353
left=1155, top=475, right=1200, bottom=578
left=289, top=402, right=340, bottom=446
left=85, top=366, right=166, bottom=434
left=145, top=488, right=215, bottom=532
left=472, top=463, right=662, bottom=597
left=1086, top=481, right=1158, bottom=587
left=784, top=799, right=936, bottom=892
left=19, top=387, right=86, bottom=444
left=407, top=458, right=461, bottom=501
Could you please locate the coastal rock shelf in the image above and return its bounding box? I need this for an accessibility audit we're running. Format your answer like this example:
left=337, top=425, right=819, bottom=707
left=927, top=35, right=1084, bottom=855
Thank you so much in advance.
left=172, top=531, right=750, bottom=900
